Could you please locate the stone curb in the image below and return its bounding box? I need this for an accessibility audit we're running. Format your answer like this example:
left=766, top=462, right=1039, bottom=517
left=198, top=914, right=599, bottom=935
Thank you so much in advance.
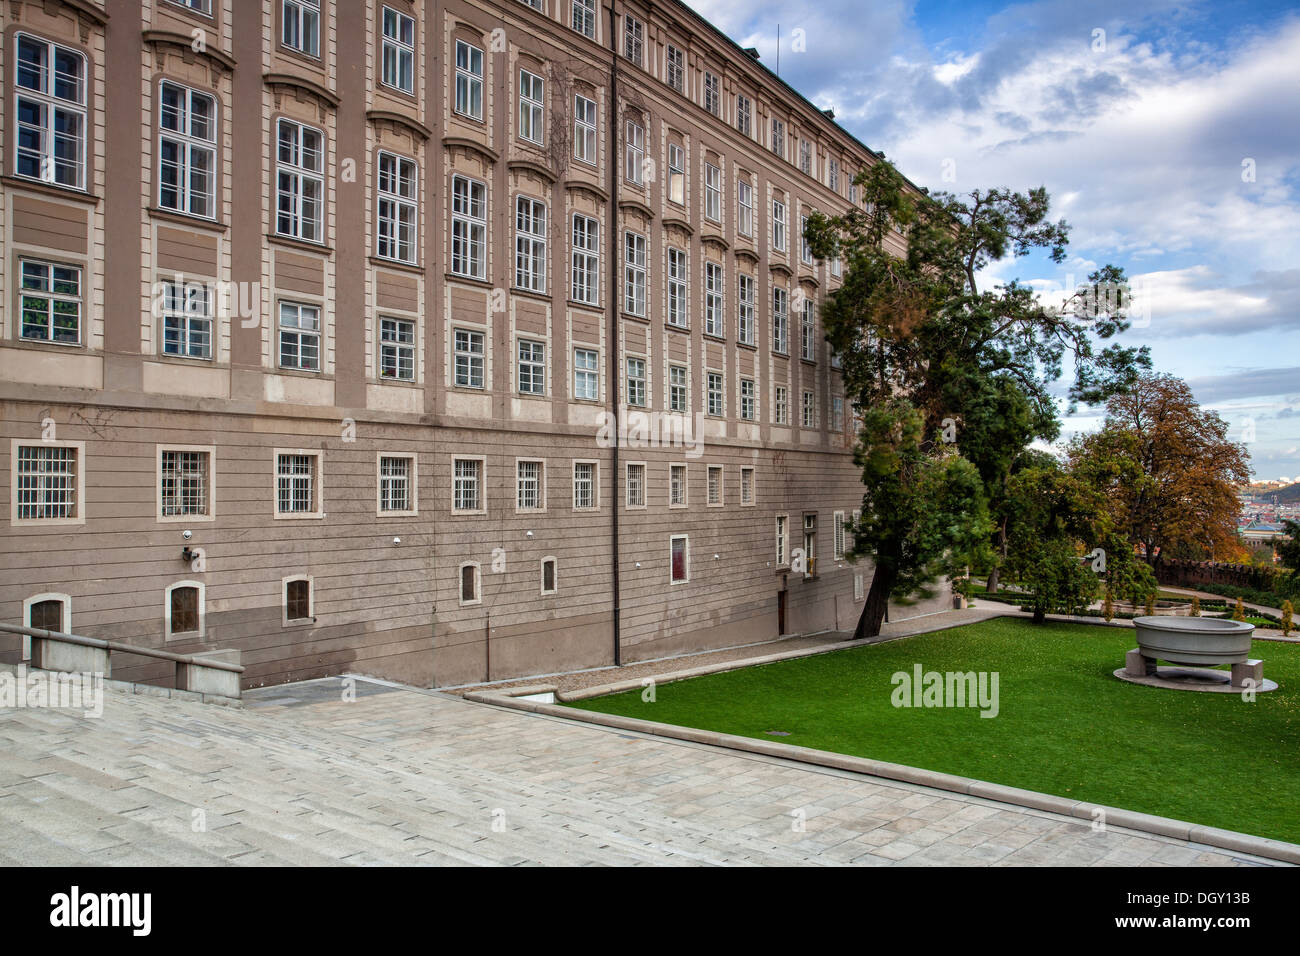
left=464, top=686, right=1300, bottom=866
left=0, top=661, right=242, bottom=708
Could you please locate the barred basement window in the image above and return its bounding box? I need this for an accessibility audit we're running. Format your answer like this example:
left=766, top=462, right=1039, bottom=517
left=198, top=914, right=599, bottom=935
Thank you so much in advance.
left=381, top=6, right=415, bottom=94
left=160, top=450, right=210, bottom=517
left=20, top=259, right=81, bottom=345
left=519, top=69, right=545, bottom=145
left=379, top=317, right=415, bottom=381
left=453, top=458, right=482, bottom=511
left=28, top=599, right=64, bottom=632
left=378, top=456, right=413, bottom=513
left=161, top=279, right=212, bottom=360
left=15, top=445, right=78, bottom=521
left=626, top=463, right=646, bottom=507
left=276, top=453, right=319, bottom=515
left=516, top=459, right=543, bottom=510
left=573, top=461, right=595, bottom=509
left=376, top=151, right=418, bottom=264
left=158, top=80, right=216, bottom=218
left=453, top=328, right=485, bottom=388
left=454, top=40, right=484, bottom=120
left=670, top=464, right=687, bottom=506
left=541, top=557, right=557, bottom=594
left=707, top=465, right=723, bottom=506
left=518, top=339, right=545, bottom=395
left=740, top=466, right=755, bottom=505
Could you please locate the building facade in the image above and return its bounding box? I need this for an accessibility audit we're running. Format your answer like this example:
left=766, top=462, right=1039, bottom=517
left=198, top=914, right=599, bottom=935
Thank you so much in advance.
left=0, top=0, right=947, bottom=689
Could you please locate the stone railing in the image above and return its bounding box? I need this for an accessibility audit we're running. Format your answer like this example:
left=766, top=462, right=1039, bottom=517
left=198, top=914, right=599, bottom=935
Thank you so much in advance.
left=0, top=623, right=244, bottom=699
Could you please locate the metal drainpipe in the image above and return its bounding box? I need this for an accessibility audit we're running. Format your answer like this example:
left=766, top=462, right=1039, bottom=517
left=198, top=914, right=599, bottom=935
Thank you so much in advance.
left=607, top=1, right=622, bottom=666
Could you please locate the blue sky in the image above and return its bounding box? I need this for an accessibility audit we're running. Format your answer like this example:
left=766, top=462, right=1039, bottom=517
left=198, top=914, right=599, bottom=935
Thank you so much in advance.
left=691, top=0, right=1300, bottom=481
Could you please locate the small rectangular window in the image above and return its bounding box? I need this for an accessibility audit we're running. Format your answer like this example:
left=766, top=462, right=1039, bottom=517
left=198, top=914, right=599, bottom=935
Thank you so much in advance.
left=517, top=459, right=544, bottom=510
left=707, top=465, right=723, bottom=506
left=379, top=455, right=414, bottom=513
left=740, top=466, right=755, bottom=506
left=459, top=564, right=480, bottom=604
left=670, top=535, right=689, bottom=583
left=625, top=356, right=646, bottom=407
left=160, top=449, right=210, bottom=517
left=803, top=390, right=815, bottom=428
left=706, top=372, right=723, bottom=417
left=454, top=328, right=485, bottom=388
left=626, top=462, right=646, bottom=507
left=775, top=385, right=789, bottom=425
left=19, top=260, right=82, bottom=345
left=276, top=453, right=320, bottom=516
left=669, top=364, right=688, bottom=413
left=279, top=301, right=321, bottom=371
left=541, top=557, right=557, bottom=594
left=14, top=444, right=79, bottom=521
left=670, top=464, right=687, bottom=506
left=776, top=515, right=788, bottom=565
left=573, top=461, right=596, bottom=509
left=740, top=378, right=756, bottom=421
left=453, top=458, right=483, bottom=512
left=574, top=347, right=599, bottom=400
left=518, top=339, right=546, bottom=395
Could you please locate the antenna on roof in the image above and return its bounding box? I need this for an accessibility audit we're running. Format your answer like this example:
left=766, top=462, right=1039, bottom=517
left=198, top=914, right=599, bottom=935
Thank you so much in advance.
left=777, top=23, right=780, bottom=76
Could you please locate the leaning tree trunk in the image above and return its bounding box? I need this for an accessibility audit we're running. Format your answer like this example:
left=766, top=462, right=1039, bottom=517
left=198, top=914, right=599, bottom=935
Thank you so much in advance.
left=853, top=562, right=898, bottom=640
left=986, top=523, right=1007, bottom=593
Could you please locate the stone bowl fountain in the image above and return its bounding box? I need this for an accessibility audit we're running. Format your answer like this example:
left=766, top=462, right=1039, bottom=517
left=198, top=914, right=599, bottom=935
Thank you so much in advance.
left=1132, top=615, right=1254, bottom=666
left=1118, top=615, right=1275, bottom=693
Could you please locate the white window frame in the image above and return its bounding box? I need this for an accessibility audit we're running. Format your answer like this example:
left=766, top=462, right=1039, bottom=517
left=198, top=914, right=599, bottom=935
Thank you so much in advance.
left=668, top=363, right=688, bottom=413
left=574, top=93, right=597, bottom=165
left=624, top=231, right=647, bottom=316
left=801, top=299, right=816, bottom=361
left=803, top=390, right=816, bottom=428
left=740, top=378, right=756, bottom=421
left=773, top=288, right=789, bottom=354
left=381, top=6, right=416, bottom=95
left=10, top=439, right=85, bottom=527
left=625, top=118, right=644, bottom=185
left=740, top=466, right=755, bottom=506
left=22, top=593, right=71, bottom=660
left=451, top=174, right=487, bottom=279
left=624, top=15, right=644, bottom=65
left=515, top=195, right=548, bottom=293
left=776, top=514, right=789, bottom=566
left=519, top=68, right=545, bottom=145
left=773, top=199, right=787, bottom=253
left=705, top=261, right=724, bottom=337
left=158, top=79, right=216, bottom=218
left=377, top=452, right=418, bottom=517
left=771, top=117, right=785, bottom=158
left=706, top=371, right=724, bottom=417
left=18, top=259, right=82, bottom=346
left=572, top=213, right=601, bottom=305
left=665, top=44, right=684, bottom=93
left=834, top=510, right=847, bottom=559
left=157, top=444, right=216, bottom=522
left=669, top=464, right=688, bottom=508
left=376, top=150, right=418, bottom=264
left=737, top=179, right=753, bottom=237
left=625, top=355, right=647, bottom=407
left=704, top=163, right=721, bottom=222
left=159, top=278, right=213, bottom=361
left=274, top=449, right=323, bottom=519
left=455, top=40, right=484, bottom=121
left=736, top=94, right=752, bottom=136
left=703, top=71, right=720, bottom=115
left=278, top=300, right=321, bottom=371
left=775, top=385, right=789, bottom=425
left=540, top=556, right=559, bottom=595
left=738, top=273, right=756, bottom=346
left=379, top=316, right=416, bottom=382
left=572, top=0, right=597, bottom=39
left=667, top=143, right=685, bottom=205
left=453, top=327, right=486, bottom=389
left=667, top=247, right=688, bottom=329
left=706, top=464, right=724, bottom=507
left=517, top=338, right=546, bottom=396
left=275, top=118, right=325, bottom=243
left=801, top=214, right=814, bottom=265
left=574, top=346, right=599, bottom=401
left=282, top=0, right=321, bottom=57
left=13, top=32, right=88, bottom=190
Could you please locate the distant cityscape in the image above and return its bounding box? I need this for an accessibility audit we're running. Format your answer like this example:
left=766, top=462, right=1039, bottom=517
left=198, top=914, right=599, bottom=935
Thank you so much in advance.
left=1237, top=480, right=1300, bottom=560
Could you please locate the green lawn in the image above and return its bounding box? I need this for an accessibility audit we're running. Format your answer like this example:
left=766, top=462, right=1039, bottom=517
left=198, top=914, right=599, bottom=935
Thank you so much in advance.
left=567, top=618, right=1300, bottom=844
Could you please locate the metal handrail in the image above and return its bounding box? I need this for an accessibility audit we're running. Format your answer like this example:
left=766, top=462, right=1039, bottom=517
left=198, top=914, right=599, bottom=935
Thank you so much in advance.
left=0, top=623, right=244, bottom=674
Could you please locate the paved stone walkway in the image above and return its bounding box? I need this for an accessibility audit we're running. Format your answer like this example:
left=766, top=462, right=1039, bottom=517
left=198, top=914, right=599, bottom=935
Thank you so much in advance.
left=0, top=675, right=1282, bottom=866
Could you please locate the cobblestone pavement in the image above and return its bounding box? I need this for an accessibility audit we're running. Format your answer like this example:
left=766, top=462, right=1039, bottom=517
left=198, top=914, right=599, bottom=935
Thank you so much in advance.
left=0, top=674, right=1281, bottom=866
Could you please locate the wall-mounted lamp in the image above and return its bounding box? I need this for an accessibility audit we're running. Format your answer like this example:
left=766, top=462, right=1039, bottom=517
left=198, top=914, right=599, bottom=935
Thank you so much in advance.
left=526, top=530, right=534, bottom=538
left=181, top=547, right=197, bottom=563
left=393, top=537, right=401, bottom=545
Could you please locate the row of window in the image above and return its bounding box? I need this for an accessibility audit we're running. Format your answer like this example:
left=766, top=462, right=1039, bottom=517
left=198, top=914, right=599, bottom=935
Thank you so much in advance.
left=10, top=443, right=789, bottom=525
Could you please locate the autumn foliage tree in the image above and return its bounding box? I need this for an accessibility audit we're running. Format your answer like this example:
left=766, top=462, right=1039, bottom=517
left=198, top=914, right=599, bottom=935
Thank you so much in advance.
left=1069, top=373, right=1251, bottom=570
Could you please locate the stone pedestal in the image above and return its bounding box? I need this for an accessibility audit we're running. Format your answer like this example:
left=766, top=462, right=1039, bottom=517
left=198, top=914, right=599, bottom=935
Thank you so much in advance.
left=1231, top=659, right=1263, bottom=688
left=1125, top=648, right=1155, bottom=677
